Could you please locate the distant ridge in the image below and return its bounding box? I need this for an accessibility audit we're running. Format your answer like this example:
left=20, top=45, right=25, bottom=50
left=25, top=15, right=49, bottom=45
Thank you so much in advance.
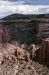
left=2, top=13, right=49, bottom=21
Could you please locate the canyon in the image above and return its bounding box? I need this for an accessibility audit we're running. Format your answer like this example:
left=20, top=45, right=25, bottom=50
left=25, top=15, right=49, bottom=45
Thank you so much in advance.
left=0, top=14, right=49, bottom=75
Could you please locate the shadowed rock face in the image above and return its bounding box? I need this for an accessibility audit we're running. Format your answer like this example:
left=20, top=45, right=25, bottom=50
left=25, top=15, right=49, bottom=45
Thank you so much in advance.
left=1, top=13, right=49, bottom=44
left=0, top=28, right=10, bottom=43
left=33, top=39, right=49, bottom=66
left=0, top=20, right=38, bottom=44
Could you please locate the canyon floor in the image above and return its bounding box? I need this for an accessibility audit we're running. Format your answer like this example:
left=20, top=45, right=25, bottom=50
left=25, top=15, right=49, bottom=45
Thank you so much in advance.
left=0, top=42, right=49, bottom=75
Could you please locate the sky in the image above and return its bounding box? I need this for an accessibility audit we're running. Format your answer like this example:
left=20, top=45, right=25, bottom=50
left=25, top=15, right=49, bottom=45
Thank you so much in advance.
left=0, top=0, right=49, bottom=18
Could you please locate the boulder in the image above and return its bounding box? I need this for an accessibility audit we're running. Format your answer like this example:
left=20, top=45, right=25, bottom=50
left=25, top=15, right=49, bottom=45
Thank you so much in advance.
left=29, top=44, right=36, bottom=60
left=14, top=47, right=30, bottom=61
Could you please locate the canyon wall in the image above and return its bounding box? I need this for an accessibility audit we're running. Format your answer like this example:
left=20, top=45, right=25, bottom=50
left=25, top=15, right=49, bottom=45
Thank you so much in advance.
left=1, top=19, right=49, bottom=44
left=3, top=20, right=38, bottom=44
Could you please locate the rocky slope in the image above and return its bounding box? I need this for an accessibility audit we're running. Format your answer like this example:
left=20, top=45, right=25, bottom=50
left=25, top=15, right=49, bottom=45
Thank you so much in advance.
left=0, top=42, right=49, bottom=75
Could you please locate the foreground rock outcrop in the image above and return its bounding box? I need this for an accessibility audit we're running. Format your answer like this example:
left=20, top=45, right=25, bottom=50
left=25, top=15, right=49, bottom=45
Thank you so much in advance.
left=0, top=42, right=49, bottom=75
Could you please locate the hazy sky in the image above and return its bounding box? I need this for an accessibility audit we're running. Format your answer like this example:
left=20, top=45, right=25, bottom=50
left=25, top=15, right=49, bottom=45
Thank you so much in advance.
left=0, top=0, right=49, bottom=18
